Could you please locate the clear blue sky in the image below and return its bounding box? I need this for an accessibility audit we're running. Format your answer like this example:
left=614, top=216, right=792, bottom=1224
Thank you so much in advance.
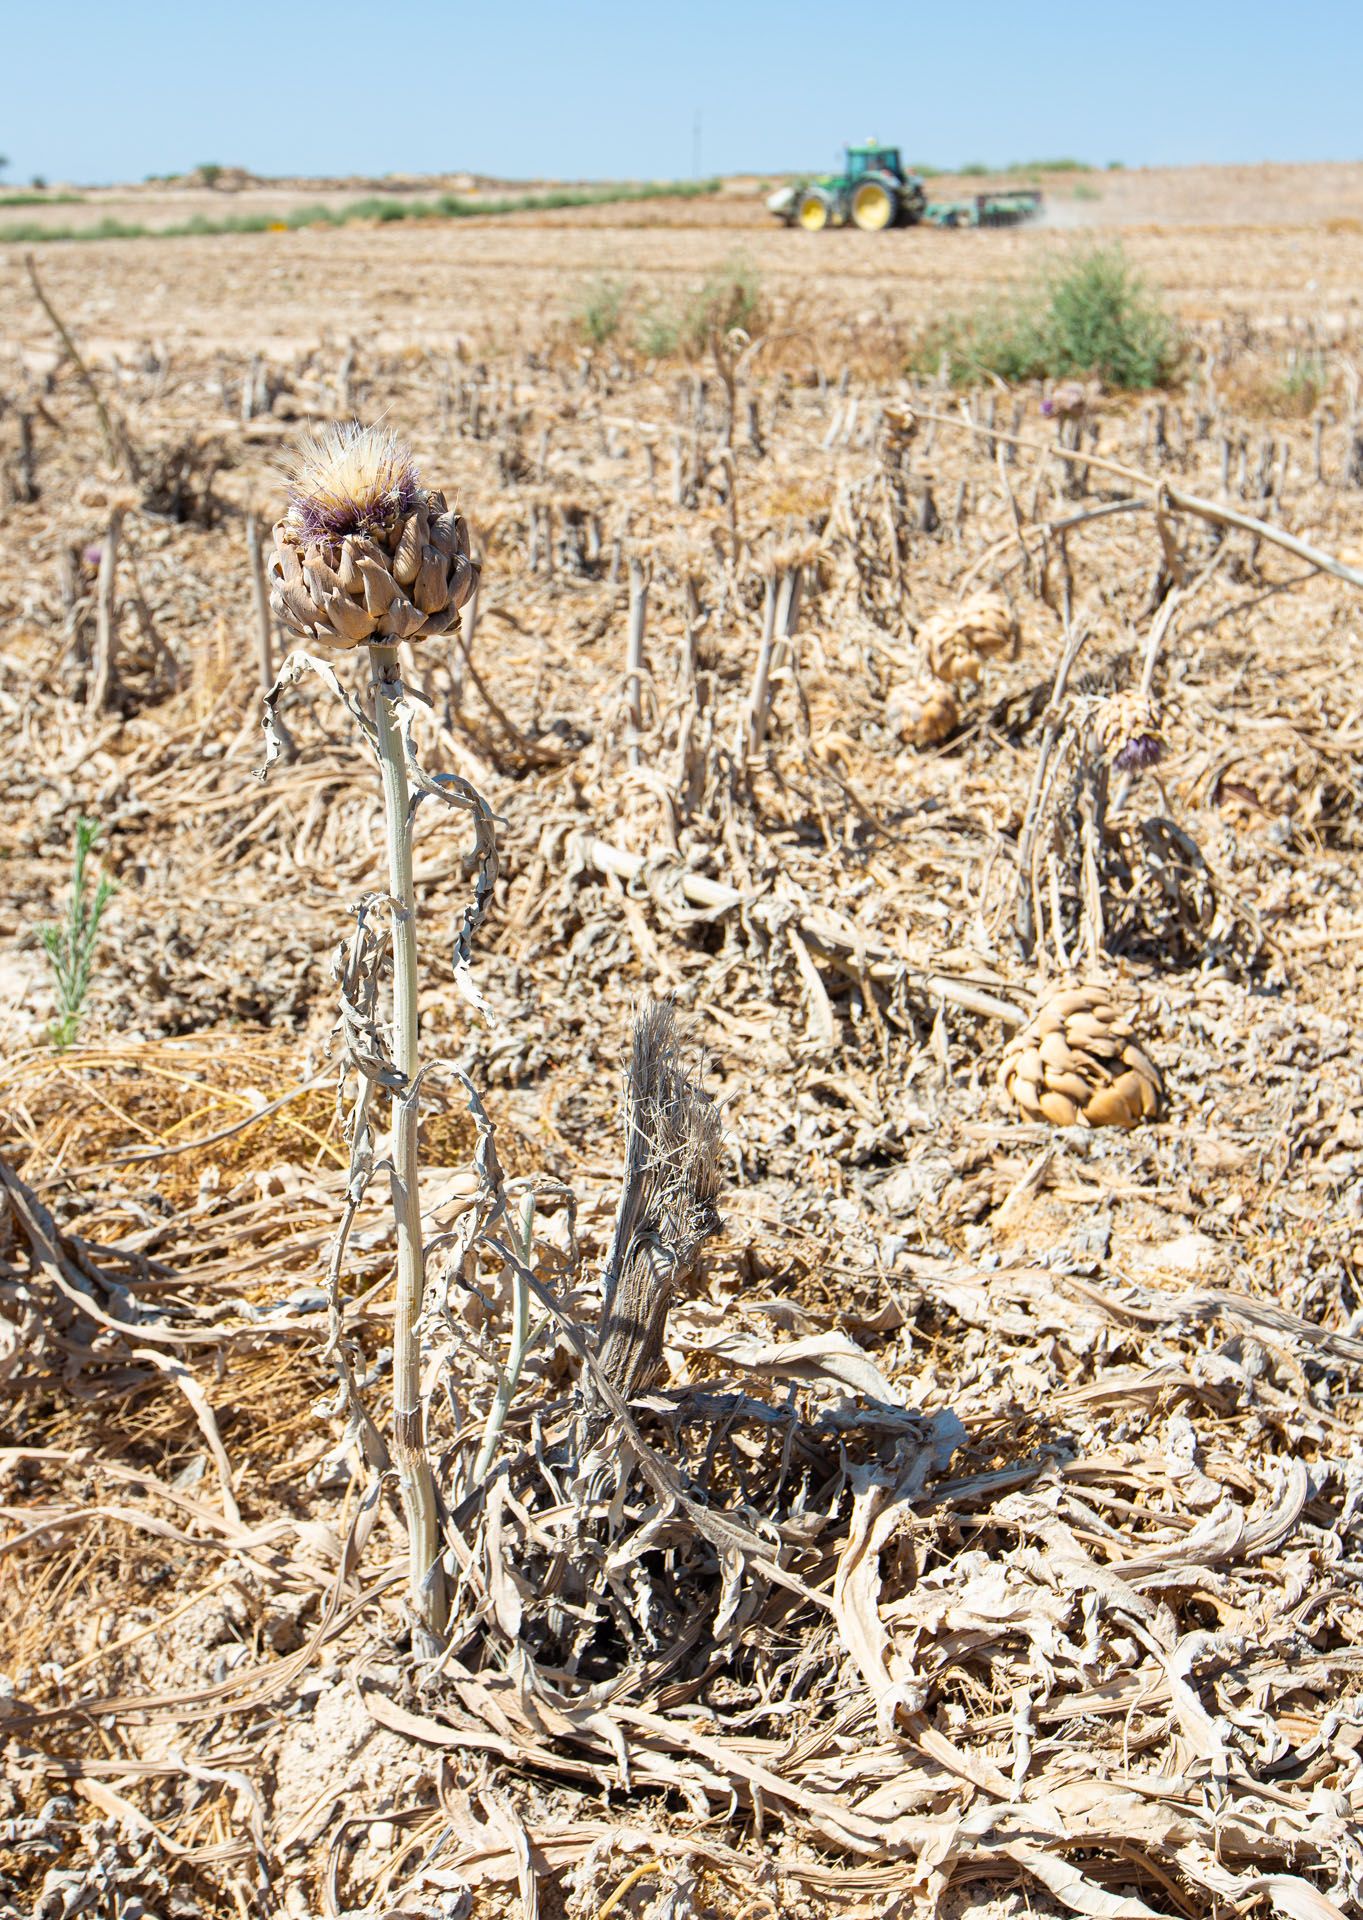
left=5, top=0, right=1361, bottom=186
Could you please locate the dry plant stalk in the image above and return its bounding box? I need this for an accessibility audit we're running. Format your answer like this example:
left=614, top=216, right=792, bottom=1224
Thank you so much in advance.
left=260, top=422, right=489, bottom=1644
left=624, top=556, right=649, bottom=766
left=87, top=508, right=123, bottom=715
left=586, top=1002, right=722, bottom=1428
left=741, top=554, right=804, bottom=757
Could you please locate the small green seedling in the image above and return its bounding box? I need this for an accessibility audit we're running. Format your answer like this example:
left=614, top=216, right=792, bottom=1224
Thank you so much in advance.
left=40, top=816, right=113, bottom=1049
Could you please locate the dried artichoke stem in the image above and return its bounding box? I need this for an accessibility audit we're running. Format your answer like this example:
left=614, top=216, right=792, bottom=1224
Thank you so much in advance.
left=1017, top=674, right=1116, bottom=973
left=1015, top=623, right=1091, bottom=958
left=371, top=641, right=447, bottom=1644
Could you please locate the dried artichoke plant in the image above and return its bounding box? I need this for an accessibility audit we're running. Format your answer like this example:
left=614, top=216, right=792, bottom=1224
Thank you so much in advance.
left=258, top=424, right=495, bottom=1642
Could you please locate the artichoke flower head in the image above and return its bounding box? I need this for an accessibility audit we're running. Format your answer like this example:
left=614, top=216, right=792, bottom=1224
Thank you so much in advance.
left=270, top=421, right=476, bottom=649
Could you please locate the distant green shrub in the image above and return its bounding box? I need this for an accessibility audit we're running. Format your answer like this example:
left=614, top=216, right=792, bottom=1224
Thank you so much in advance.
left=1282, top=353, right=1327, bottom=408
left=0, top=178, right=725, bottom=247
left=956, top=161, right=988, bottom=176
left=679, top=256, right=763, bottom=352
left=285, top=203, right=340, bottom=229
left=1224, top=352, right=1329, bottom=419
left=910, top=244, right=1179, bottom=390
left=1107, top=159, right=1126, bottom=172
left=636, top=305, right=681, bottom=359
left=1009, top=156, right=1092, bottom=173
left=1071, top=181, right=1100, bottom=201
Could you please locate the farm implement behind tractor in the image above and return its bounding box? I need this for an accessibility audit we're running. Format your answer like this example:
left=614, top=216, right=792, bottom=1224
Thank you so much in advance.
left=767, top=144, right=1044, bottom=232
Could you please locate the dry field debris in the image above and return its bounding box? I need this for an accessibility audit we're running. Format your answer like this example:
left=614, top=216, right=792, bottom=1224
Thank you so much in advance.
left=3, top=177, right=1363, bottom=1920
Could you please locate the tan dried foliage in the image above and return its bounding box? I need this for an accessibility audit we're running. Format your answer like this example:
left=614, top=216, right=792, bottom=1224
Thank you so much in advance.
left=1096, top=688, right=1163, bottom=766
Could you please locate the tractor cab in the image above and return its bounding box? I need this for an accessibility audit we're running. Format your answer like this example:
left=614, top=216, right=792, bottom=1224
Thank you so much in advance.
left=846, top=144, right=903, bottom=183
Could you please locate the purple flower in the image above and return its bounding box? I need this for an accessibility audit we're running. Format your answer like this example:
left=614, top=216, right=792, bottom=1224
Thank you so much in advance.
left=1114, top=734, right=1163, bottom=773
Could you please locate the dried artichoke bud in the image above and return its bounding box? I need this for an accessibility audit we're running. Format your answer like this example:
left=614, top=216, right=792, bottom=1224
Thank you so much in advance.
left=1098, top=690, right=1164, bottom=773
left=887, top=676, right=959, bottom=749
left=1000, top=981, right=1163, bottom=1129
left=917, top=590, right=1019, bottom=685
left=269, top=423, right=476, bottom=650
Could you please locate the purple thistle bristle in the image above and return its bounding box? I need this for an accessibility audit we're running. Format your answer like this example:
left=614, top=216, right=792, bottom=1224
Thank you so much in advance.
left=1115, top=733, right=1163, bottom=773
left=285, top=424, right=420, bottom=542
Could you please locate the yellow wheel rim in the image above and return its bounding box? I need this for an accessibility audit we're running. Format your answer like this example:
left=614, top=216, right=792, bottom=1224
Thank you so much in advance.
left=852, top=182, right=893, bottom=230
left=798, top=195, right=828, bottom=231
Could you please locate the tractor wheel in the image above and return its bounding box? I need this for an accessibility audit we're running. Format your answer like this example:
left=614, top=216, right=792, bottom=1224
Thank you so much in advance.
left=851, top=178, right=898, bottom=231
left=797, top=189, right=833, bottom=232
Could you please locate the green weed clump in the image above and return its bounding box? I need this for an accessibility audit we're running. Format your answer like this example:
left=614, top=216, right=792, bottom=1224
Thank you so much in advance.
left=40, top=817, right=114, bottom=1049
left=1280, top=354, right=1328, bottom=413
left=1223, top=352, right=1329, bottom=419
left=575, top=275, right=631, bottom=346
left=910, top=245, right=1179, bottom=391
left=1009, top=156, right=1093, bottom=173
left=637, top=256, right=764, bottom=361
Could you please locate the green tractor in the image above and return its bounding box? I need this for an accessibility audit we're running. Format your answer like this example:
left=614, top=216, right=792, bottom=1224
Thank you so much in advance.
left=767, top=143, right=1044, bottom=233
left=767, top=143, right=926, bottom=232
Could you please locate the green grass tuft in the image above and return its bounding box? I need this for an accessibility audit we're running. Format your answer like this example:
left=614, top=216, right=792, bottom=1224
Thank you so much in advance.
left=636, top=256, right=764, bottom=362
left=1008, top=156, right=1093, bottom=173
left=0, top=191, right=84, bottom=207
